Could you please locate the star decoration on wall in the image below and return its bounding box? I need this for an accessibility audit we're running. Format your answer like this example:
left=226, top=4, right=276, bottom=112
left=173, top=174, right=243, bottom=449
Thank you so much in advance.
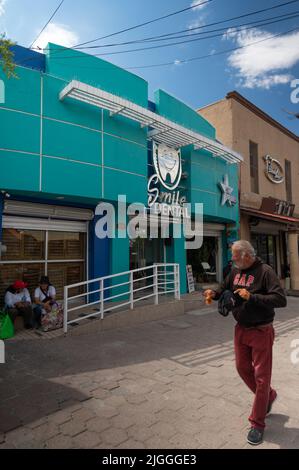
left=219, top=174, right=237, bottom=207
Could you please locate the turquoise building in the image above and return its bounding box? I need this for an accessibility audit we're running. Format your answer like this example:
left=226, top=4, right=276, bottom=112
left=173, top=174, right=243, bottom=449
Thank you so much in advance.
left=0, top=44, right=242, bottom=303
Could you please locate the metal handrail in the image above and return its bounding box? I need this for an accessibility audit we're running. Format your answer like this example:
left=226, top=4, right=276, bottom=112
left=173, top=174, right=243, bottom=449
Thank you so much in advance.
left=63, top=263, right=180, bottom=333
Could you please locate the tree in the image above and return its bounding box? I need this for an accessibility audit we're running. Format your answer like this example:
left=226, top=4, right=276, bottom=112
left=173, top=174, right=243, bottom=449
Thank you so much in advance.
left=0, top=34, right=16, bottom=78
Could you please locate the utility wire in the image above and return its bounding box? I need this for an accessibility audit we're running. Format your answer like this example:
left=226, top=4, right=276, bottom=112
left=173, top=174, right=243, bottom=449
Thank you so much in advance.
left=35, top=0, right=299, bottom=52
left=126, top=26, right=299, bottom=70
left=29, top=0, right=65, bottom=49
left=75, top=0, right=299, bottom=50
left=43, top=13, right=299, bottom=59
left=74, top=0, right=213, bottom=48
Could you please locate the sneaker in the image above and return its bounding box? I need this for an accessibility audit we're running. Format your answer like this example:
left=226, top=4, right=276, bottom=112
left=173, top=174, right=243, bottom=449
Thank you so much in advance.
left=247, top=427, right=264, bottom=445
left=267, top=394, right=277, bottom=415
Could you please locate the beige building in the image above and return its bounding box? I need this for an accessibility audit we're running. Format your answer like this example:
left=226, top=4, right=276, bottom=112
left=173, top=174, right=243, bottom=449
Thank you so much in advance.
left=198, top=91, right=299, bottom=290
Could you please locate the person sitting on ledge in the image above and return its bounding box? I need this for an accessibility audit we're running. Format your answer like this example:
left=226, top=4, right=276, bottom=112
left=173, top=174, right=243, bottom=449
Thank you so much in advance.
left=33, top=276, right=56, bottom=328
left=4, top=280, right=33, bottom=329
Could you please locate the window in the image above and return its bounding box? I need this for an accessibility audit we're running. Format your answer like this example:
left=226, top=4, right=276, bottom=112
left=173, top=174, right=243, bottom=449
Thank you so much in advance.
left=0, top=228, right=86, bottom=304
left=249, top=141, right=259, bottom=193
left=285, top=160, right=292, bottom=202
left=2, top=229, right=45, bottom=261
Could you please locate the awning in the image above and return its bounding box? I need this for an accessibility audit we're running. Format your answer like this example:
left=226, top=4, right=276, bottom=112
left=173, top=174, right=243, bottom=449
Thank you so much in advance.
left=59, top=80, right=243, bottom=164
left=242, top=207, right=299, bottom=226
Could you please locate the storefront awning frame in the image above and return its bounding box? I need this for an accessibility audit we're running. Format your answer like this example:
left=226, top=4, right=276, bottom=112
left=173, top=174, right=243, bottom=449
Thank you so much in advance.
left=59, top=80, right=243, bottom=165
left=242, top=207, right=299, bottom=227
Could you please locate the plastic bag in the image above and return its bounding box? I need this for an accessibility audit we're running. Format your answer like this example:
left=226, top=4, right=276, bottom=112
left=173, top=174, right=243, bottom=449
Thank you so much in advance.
left=41, top=303, right=63, bottom=332
left=0, top=311, right=15, bottom=339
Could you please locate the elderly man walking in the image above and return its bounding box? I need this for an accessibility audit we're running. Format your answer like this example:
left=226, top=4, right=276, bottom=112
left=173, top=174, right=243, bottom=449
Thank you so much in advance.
left=204, top=240, right=287, bottom=445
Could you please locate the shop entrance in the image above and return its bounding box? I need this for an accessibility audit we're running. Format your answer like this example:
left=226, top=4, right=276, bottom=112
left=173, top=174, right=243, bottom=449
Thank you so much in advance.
left=129, top=237, right=164, bottom=271
left=187, top=235, right=221, bottom=286
left=251, top=233, right=277, bottom=272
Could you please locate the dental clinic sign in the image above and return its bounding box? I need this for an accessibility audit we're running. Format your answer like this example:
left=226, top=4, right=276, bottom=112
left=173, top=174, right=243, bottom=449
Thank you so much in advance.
left=148, top=142, right=188, bottom=218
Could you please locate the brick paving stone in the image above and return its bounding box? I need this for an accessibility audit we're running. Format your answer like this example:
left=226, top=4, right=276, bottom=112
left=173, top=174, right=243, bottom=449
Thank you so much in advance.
left=48, top=410, right=72, bottom=426
left=111, top=415, right=136, bottom=430
left=0, top=410, right=22, bottom=433
left=45, top=433, right=75, bottom=449
left=72, top=430, right=102, bottom=449
left=2, top=296, right=299, bottom=449
left=100, top=428, right=128, bottom=446
left=148, top=422, right=177, bottom=439
left=126, top=424, right=155, bottom=443
left=116, top=439, right=145, bottom=449
left=59, top=419, right=87, bottom=437
left=71, top=407, right=95, bottom=422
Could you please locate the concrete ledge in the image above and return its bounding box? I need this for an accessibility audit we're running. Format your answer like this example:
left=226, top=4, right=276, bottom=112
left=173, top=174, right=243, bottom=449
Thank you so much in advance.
left=68, top=299, right=185, bottom=336
left=286, top=290, right=299, bottom=297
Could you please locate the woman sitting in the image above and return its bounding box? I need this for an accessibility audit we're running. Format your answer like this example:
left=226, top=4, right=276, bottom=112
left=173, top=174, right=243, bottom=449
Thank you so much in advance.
left=33, top=276, right=56, bottom=328
left=4, top=280, right=34, bottom=329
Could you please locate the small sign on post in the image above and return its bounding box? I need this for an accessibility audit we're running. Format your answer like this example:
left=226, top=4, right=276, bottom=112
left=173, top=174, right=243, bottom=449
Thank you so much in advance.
left=186, top=265, right=195, bottom=293
left=0, top=340, right=5, bottom=364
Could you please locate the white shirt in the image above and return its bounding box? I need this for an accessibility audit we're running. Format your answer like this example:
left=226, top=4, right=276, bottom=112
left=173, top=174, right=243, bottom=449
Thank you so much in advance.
left=5, top=288, right=31, bottom=308
left=34, top=286, right=56, bottom=302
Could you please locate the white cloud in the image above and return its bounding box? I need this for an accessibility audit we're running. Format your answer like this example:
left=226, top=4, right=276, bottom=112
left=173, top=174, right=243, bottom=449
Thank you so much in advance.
left=187, top=1, right=208, bottom=32
left=224, top=27, right=299, bottom=89
left=188, top=18, right=205, bottom=31
left=190, top=0, right=208, bottom=11
left=31, top=23, right=79, bottom=50
left=0, top=0, right=7, bottom=17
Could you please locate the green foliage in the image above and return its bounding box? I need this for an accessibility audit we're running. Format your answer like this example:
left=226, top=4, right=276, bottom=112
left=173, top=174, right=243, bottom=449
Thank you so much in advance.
left=0, top=34, right=17, bottom=78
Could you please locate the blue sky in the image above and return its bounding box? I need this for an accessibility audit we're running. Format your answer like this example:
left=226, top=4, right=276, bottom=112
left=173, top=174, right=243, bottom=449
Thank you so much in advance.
left=1, top=0, right=299, bottom=134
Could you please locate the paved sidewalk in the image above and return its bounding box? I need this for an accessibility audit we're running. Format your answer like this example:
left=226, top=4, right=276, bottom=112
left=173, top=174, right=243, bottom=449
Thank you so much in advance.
left=1, top=297, right=299, bottom=449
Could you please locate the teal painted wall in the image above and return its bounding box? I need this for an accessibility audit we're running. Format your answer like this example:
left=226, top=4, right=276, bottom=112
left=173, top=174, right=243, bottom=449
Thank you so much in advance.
left=45, top=43, right=148, bottom=108
left=154, top=89, right=216, bottom=139
left=181, top=146, right=239, bottom=224
left=0, top=62, right=149, bottom=204
left=165, top=231, right=188, bottom=295
left=0, top=44, right=240, bottom=294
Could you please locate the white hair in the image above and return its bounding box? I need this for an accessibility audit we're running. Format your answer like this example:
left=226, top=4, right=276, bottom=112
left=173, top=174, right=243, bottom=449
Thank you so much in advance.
left=232, top=240, right=256, bottom=258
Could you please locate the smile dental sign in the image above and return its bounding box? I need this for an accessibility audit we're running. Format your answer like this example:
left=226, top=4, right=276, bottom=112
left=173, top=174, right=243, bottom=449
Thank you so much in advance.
left=148, top=142, right=187, bottom=217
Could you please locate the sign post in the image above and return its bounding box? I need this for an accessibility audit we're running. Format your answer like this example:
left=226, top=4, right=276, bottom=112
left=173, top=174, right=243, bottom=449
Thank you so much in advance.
left=186, top=265, right=195, bottom=293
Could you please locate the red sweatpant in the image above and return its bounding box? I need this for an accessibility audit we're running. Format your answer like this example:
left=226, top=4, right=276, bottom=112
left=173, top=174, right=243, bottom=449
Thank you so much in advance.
left=234, top=323, right=277, bottom=430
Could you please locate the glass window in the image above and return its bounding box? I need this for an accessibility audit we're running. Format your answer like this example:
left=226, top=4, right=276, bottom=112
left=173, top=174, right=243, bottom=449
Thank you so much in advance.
left=285, top=160, right=292, bottom=202
left=249, top=141, right=259, bottom=194
left=187, top=236, right=218, bottom=283
left=48, top=232, right=85, bottom=260
left=0, top=228, right=86, bottom=306
left=47, top=262, right=85, bottom=299
left=0, top=263, right=45, bottom=305
left=2, top=229, right=45, bottom=261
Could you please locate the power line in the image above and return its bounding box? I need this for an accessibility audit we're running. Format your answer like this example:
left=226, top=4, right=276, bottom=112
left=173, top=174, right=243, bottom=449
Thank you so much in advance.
left=122, top=0, right=299, bottom=45
left=73, top=0, right=213, bottom=48
left=76, top=8, right=299, bottom=49
left=28, top=25, right=298, bottom=73
left=126, top=26, right=299, bottom=70
left=41, top=13, right=299, bottom=59
left=29, top=0, right=65, bottom=49
left=36, top=0, right=299, bottom=52
left=76, top=0, right=299, bottom=50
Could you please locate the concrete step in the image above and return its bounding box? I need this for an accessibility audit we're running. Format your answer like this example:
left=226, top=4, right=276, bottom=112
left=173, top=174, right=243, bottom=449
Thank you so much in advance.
left=67, top=298, right=185, bottom=336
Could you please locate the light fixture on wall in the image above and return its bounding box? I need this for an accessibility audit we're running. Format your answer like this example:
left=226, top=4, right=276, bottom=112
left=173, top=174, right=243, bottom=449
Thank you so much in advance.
left=249, top=216, right=260, bottom=227
left=1, top=190, right=10, bottom=198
